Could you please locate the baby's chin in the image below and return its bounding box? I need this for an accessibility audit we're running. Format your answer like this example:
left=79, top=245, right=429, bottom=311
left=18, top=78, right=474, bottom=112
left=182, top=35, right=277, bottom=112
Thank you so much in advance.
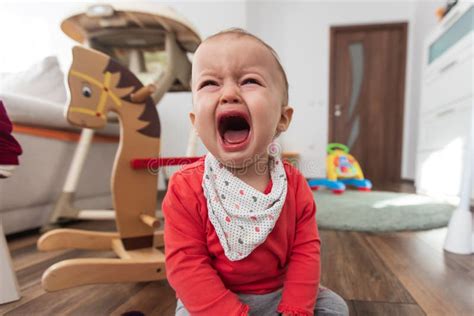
left=203, top=132, right=274, bottom=171
left=211, top=147, right=269, bottom=171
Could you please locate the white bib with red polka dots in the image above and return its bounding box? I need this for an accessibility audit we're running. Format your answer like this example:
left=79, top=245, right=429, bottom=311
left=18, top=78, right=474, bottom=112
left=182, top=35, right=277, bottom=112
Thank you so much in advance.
left=203, top=153, right=287, bottom=261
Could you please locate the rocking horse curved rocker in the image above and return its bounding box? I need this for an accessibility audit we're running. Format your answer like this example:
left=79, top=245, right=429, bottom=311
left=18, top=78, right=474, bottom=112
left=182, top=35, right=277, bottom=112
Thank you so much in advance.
left=37, top=6, right=201, bottom=292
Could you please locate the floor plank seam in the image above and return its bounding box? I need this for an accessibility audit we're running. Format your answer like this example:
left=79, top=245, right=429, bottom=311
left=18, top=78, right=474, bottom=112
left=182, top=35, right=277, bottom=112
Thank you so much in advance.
left=362, top=234, right=421, bottom=305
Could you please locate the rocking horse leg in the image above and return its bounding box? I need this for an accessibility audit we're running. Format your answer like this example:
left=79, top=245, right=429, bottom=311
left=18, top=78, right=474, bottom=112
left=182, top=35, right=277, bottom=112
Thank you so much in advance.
left=112, top=238, right=165, bottom=261
left=154, top=230, right=164, bottom=247
left=41, top=257, right=166, bottom=292
left=37, top=229, right=118, bottom=251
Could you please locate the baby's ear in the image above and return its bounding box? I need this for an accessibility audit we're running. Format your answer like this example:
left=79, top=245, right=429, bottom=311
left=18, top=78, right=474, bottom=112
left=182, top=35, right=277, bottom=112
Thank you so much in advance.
left=189, top=112, right=196, bottom=126
left=189, top=112, right=199, bottom=136
left=277, top=106, right=293, bottom=133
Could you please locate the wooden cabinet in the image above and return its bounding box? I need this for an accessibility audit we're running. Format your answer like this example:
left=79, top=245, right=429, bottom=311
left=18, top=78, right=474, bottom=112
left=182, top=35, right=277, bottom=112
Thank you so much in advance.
left=416, top=3, right=473, bottom=201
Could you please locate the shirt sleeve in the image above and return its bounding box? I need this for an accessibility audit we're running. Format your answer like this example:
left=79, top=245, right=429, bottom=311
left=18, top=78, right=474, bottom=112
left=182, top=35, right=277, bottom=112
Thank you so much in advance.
left=162, top=172, right=249, bottom=316
left=277, top=171, right=321, bottom=316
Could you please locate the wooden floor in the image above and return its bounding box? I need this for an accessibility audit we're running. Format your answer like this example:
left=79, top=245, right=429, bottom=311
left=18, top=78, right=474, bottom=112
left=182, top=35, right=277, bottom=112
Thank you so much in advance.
left=2, top=184, right=473, bottom=316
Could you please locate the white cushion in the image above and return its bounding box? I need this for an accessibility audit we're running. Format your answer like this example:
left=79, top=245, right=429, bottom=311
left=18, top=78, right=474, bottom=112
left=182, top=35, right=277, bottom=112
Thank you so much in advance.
left=0, top=56, right=119, bottom=136
left=0, top=92, right=119, bottom=136
left=0, top=56, right=67, bottom=104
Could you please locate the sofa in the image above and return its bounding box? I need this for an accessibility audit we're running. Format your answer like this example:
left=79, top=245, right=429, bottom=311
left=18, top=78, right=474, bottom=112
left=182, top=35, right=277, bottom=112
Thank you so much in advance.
left=0, top=56, right=119, bottom=235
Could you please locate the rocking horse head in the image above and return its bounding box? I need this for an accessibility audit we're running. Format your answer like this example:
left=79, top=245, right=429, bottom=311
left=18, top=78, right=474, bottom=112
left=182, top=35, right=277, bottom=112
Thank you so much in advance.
left=65, top=46, right=160, bottom=138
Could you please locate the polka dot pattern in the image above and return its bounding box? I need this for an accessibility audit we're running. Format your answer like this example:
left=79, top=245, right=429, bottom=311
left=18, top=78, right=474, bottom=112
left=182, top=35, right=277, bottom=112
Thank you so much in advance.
left=203, top=153, right=288, bottom=261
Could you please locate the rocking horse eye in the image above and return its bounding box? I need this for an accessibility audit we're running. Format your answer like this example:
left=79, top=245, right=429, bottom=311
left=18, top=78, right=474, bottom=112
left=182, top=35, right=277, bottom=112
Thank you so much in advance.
left=82, top=85, right=92, bottom=98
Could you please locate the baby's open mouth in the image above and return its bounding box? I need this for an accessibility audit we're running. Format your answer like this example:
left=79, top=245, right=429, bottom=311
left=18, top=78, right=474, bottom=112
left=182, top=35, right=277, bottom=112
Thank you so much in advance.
left=217, top=111, right=251, bottom=145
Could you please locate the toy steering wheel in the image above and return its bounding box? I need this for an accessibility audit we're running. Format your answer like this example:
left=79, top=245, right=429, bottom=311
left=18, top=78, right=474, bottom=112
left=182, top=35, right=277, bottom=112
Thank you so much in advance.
left=327, top=143, right=349, bottom=154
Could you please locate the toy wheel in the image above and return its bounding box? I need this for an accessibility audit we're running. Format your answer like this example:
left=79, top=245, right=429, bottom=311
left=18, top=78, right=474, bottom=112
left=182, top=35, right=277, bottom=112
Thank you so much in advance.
left=358, top=187, right=371, bottom=192
left=310, top=186, right=319, bottom=191
left=332, top=189, right=344, bottom=195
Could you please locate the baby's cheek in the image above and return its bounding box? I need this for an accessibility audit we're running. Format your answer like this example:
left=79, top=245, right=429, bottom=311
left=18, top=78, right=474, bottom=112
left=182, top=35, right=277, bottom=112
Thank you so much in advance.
left=264, top=109, right=281, bottom=129
left=197, top=120, right=214, bottom=137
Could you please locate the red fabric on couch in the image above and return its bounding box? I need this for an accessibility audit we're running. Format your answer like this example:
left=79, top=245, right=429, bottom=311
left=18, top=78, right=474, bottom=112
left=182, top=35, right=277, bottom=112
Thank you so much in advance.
left=0, top=100, right=22, bottom=165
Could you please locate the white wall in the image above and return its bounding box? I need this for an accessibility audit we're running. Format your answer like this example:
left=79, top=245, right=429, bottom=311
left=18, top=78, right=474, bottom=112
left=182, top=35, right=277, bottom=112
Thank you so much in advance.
left=0, top=0, right=442, bottom=180
left=149, top=1, right=247, bottom=160
left=0, top=0, right=247, bottom=72
left=0, top=0, right=247, bottom=142
left=247, top=0, right=423, bottom=178
left=0, top=0, right=247, bottom=188
left=0, top=1, right=90, bottom=73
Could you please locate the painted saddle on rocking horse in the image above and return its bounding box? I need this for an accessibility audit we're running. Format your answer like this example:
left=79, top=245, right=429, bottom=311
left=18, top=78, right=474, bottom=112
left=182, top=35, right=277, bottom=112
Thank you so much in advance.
left=37, top=6, right=201, bottom=292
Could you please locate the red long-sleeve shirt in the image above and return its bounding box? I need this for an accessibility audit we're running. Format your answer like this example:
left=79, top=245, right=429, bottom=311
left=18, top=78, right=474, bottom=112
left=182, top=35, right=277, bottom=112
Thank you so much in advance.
left=162, top=158, right=320, bottom=316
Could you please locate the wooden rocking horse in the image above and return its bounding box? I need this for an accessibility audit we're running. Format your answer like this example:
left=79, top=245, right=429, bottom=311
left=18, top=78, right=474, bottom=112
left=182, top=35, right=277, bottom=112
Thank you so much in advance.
left=38, top=6, right=203, bottom=291
left=37, top=45, right=164, bottom=291
left=37, top=38, right=198, bottom=291
left=44, top=5, right=202, bottom=229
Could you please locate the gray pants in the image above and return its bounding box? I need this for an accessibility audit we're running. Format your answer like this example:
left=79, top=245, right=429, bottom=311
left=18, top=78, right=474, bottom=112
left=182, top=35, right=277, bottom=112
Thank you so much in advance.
left=176, top=287, right=349, bottom=316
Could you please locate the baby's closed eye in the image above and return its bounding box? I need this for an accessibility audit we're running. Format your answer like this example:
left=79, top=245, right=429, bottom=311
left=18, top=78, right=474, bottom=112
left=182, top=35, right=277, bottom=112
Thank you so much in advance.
left=199, top=80, right=219, bottom=89
left=241, top=78, right=261, bottom=86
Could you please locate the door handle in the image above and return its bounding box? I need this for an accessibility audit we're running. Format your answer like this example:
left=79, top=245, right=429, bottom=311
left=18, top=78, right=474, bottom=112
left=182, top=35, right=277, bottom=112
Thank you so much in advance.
left=334, top=104, right=342, bottom=117
left=436, top=107, right=455, bottom=118
left=439, top=60, right=457, bottom=74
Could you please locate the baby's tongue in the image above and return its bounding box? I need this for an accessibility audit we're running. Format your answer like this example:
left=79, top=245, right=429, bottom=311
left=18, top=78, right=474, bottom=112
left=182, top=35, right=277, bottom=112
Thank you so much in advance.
left=223, top=129, right=248, bottom=144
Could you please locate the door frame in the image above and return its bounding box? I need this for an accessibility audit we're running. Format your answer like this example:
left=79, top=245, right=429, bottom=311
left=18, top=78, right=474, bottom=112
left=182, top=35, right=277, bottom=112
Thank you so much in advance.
left=328, top=22, right=408, bottom=182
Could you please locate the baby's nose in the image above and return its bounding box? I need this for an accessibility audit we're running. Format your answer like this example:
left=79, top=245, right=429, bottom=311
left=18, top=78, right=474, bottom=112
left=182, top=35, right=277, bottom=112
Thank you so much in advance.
left=220, top=85, right=242, bottom=104
left=221, top=95, right=240, bottom=104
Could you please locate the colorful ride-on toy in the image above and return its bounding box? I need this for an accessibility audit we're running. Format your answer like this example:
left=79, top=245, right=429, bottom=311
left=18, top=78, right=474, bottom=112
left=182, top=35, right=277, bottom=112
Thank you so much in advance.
left=308, top=143, right=372, bottom=194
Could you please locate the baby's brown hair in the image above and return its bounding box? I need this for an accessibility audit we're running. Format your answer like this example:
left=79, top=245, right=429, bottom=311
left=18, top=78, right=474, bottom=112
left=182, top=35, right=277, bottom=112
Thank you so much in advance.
left=200, top=28, right=289, bottom=106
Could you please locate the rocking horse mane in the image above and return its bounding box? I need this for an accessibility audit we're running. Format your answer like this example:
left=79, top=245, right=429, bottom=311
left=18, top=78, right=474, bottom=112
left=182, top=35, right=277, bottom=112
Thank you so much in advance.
left=104, top=58, right=161, bottom=138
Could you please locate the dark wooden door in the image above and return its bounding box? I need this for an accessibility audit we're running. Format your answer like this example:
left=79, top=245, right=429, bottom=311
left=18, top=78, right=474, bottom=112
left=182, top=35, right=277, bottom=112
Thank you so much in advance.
left=329, top=23, right=408, bottom=184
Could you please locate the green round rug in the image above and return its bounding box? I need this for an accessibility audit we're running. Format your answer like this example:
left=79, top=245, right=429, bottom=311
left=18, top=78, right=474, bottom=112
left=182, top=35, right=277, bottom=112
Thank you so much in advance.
left=313, top=190, right=456, bottom=232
